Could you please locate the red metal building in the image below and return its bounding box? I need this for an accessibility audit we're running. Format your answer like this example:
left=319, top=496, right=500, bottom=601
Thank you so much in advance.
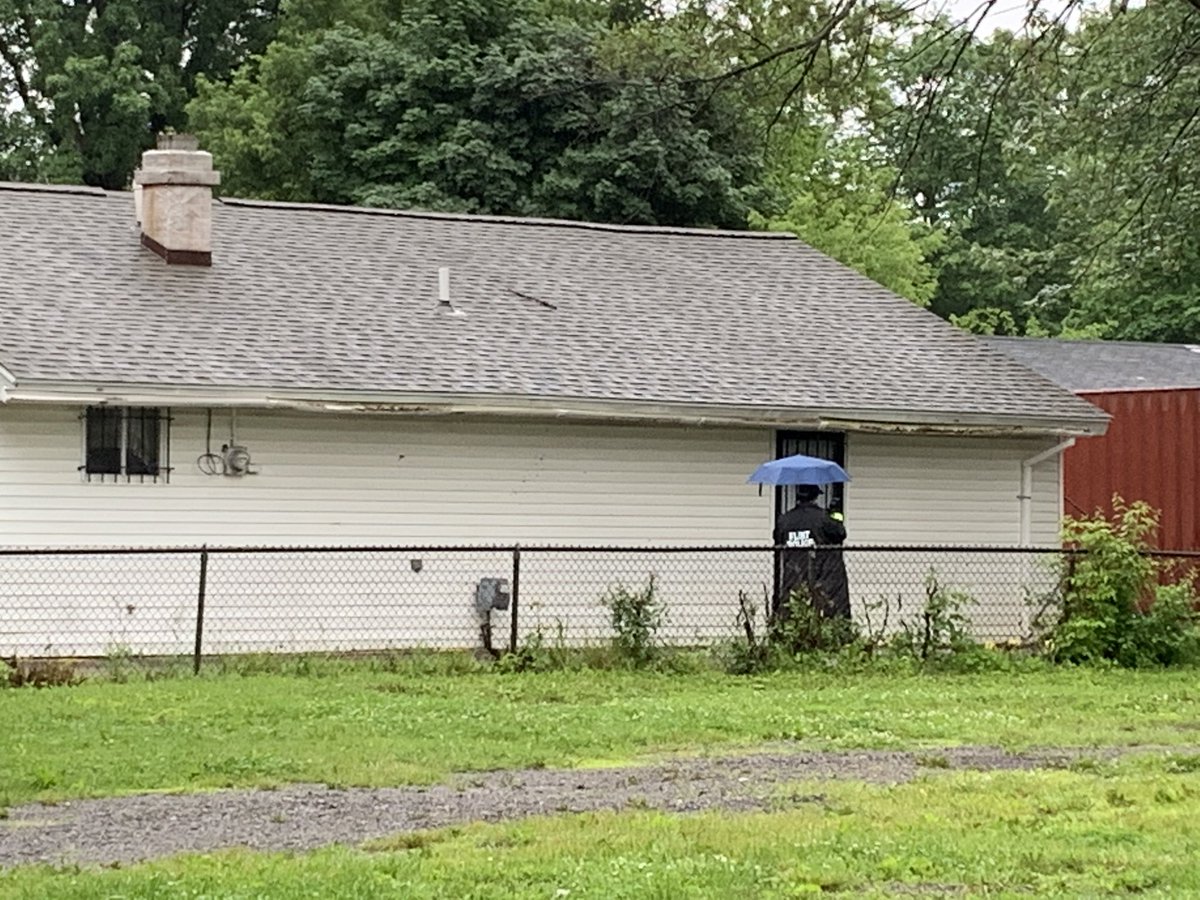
left=989, top=338, right=1200, bottom=551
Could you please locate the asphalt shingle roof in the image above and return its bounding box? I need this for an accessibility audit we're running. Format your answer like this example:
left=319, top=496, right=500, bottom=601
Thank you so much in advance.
left=0, top=184, right=1105, bottom=430
left=985, top=337, right=1200, bottom=393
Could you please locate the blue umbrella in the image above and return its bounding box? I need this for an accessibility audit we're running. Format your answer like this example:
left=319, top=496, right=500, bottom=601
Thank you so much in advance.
left=747, top=453, right=851, bottom=486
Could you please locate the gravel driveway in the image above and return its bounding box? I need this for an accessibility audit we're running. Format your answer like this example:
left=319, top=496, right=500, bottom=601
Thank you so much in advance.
left=0, top=745, right=1097, bottom=867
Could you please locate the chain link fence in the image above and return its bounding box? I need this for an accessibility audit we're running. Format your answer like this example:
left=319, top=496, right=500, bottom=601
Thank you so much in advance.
left=2, top=544, right=1196, bottom=670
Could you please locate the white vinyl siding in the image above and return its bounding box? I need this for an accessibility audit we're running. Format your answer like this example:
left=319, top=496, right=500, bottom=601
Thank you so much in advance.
left=0, top=405, right=1069, bottom=548
left=0, top=404, right=1068, bottom=654
left=846, top=433, right=1061, bottom=547
left=0, top=405, right=773, bottom=546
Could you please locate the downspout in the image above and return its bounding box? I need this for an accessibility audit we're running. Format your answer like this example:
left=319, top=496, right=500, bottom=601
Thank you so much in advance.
left=1020, top=438, right=1075, bottom=546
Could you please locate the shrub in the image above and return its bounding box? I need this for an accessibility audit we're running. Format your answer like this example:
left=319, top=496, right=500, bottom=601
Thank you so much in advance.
left=1045, top=499, right=1200, bottom=667
left=717, top=587, right=859, bottom=675
left=769, top=586, right=858, bottom=655
left=602, top=575, right=665, bottom=668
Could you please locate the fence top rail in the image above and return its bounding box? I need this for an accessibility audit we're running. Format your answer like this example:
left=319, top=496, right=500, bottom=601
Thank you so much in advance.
left=0, top=542, right=1148, bottom=557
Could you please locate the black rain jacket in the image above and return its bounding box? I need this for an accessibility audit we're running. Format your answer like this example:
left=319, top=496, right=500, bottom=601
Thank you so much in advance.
left=773, top=502, right=850, bottom=619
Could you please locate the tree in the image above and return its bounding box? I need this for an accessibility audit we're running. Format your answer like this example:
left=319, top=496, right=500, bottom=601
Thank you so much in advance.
left=879, top=25, right=1076, bottom=332
left=189, top=0, right=763, bottom=227
left=0, top=0, right=281, bottom=187
left=754, top=129, right=941, bottom=304
left=696, top=0, right=1200, bottom=339
left=1052, top=1, right=1200, bottom=341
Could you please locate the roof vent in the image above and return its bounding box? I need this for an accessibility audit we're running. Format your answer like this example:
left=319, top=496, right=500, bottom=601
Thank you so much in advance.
left=133, top=133, right=220, bottom=266
left=437, top=266, right=466, bottom=317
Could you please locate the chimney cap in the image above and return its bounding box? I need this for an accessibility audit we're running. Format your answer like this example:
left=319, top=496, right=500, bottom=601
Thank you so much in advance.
left=157, top=133, right=200, bottom=152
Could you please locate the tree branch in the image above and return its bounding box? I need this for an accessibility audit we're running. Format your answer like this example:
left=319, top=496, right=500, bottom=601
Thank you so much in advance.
left=0, top=35, right=35, bottom=116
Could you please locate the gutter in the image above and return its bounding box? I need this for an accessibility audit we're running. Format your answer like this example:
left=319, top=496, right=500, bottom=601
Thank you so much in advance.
left=4, top=379, right=1110, bottom=438
left=1019, top=438, right=1076, bottom=546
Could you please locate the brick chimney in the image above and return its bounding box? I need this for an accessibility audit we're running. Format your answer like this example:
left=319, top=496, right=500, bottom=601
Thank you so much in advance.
left=133, top=134, right=220, bottom=266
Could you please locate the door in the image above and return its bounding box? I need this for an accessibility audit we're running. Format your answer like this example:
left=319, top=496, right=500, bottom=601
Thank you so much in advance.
left=774, top=431, right=847, bottom=518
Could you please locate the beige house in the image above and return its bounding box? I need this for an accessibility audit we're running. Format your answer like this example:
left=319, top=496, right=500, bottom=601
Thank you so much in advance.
left=0, top=139, right=1106, bottom=654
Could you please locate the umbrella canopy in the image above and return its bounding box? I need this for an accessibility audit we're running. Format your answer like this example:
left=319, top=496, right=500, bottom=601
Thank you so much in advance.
left=747, top=453, right=851, bottom=486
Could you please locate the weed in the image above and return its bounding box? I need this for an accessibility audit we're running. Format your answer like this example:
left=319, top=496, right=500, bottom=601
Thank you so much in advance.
left=916, top=754, right=951, bottom=769
left=2, top=657, right=82, bottom=688
left=1163, top=753, right=1200, bottom=774
left=364, top=830, right=450, bottom=852
left=602, top=575, right=665, bottom=668
left=717, top=578, right=1028, bottom=676
left=716, top=590, right=775, bottom=674
left=891, top=570, right=974, bottom=663
left=769, top=586, right=858, bottom=655
left=103, top=645, right=136, bottom=683
left=1105, top=787, right=1135, bottom=808
left=497, top=621, right=567, bottom=673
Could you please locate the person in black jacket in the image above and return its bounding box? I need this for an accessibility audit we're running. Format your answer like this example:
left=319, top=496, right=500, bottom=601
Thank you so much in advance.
left=773, top=484, right=850, bottom=620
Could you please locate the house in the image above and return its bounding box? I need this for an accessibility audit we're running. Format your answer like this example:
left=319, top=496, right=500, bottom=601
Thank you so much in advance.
left=0, top=137, right=1107, bottom=654
left=988, top=337, right=1200, bottom=551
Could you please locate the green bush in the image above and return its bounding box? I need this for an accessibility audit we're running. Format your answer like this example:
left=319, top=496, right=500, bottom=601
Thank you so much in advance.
left=1045, top=499, right=1200, bottom=667
left=716, top=587, right=859, bottom=675
left=717, top=573, right=1006, bottom=675
left=602, top=576, right=665, bottom=668
left=769, top=587, right=858, bottom=655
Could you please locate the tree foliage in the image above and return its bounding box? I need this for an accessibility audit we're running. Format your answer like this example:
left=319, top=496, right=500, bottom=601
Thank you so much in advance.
left=881, top=26, right=1074, bottom=331
left=1052, top=1, right=1200, bottom=341
left=754, top=130, right=941, bottom=304
left=188, top=0, right=763, bottom=227
left=3, top=0, right=1199, bottom=336
left=0, top=0, right=281, bottom=187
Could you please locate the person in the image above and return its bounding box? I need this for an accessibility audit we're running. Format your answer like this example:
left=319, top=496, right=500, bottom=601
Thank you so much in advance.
left=773, top=484, right=850, bottom=620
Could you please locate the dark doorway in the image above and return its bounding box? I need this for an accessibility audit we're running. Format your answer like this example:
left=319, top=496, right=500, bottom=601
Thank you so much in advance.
left=774, top=431, right=847, bottom=518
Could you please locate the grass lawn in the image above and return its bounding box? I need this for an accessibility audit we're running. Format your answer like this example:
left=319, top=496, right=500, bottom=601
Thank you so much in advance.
left=4, top=756, right=1200, bottom=897
left=3, top=664, right=1199, bottom=809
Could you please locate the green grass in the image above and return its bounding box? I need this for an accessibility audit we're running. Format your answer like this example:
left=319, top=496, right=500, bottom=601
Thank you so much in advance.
left=5, top=757, right=1200, bottom=897
left=3, top=666, right=1199, bottom=809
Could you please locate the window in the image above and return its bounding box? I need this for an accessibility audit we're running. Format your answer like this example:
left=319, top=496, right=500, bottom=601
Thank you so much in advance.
left=775, top=430, right=846, bottom=516
left=82, top=407, right=171, bottom=482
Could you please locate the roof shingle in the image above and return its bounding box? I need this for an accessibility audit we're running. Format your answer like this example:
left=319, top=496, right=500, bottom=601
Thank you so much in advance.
left=986, top=336, right=1200, bottom=393
left=0, top=186, right=1105, bottom=430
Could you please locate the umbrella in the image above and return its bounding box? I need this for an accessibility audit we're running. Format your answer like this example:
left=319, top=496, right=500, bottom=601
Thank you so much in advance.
left=747, top=453, right=851, bottom=486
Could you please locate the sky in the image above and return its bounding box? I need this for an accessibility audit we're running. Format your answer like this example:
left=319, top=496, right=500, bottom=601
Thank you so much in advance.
left=937, top=0, right=1092, bottom=35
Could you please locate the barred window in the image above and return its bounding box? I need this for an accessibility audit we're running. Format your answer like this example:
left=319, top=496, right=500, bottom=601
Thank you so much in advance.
left=81, top=407, right=171, bottom=482
left=775, top=430, right=846, bottom=514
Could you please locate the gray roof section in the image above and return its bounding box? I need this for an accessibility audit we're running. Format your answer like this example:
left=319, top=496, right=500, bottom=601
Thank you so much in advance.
left=986, top=337, right=1200, bottom=392
left=0, top=184, right=1104, bottom=429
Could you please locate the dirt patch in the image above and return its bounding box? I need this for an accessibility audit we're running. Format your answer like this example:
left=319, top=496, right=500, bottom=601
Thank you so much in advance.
left=0, top=745, right=1123, bottom=867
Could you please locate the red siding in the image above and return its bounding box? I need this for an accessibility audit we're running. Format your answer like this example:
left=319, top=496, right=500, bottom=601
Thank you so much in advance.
left=1064, top=388, right=1200, bottom=550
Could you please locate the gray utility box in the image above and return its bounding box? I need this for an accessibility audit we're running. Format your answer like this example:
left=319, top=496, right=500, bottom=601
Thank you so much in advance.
left=475, top=578, right=511, bottom=615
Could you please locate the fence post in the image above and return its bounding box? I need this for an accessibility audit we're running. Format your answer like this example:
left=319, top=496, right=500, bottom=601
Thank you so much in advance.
left=510, top=545, right=521, bottom=654
left=194, top=546, right=208, bottom=675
